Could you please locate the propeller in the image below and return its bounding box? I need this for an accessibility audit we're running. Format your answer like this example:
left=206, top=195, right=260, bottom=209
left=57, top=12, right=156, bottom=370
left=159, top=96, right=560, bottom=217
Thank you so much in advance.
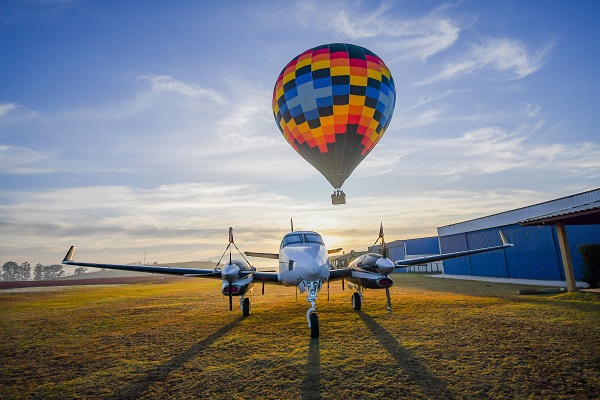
left=228, top=244, right=233, bottom=311
left=215, top=227, right=254, bottom=312
left=372, top=223, right=394, bottom=312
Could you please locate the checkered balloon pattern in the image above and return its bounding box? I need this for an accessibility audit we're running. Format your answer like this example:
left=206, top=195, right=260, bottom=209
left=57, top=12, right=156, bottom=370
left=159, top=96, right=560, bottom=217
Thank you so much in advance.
left=273, top=43, right=395, bottom=189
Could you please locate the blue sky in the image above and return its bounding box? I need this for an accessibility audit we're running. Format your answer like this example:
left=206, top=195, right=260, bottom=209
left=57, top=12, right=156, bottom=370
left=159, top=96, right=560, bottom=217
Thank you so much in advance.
left=1, top=0, right=599, bottom=267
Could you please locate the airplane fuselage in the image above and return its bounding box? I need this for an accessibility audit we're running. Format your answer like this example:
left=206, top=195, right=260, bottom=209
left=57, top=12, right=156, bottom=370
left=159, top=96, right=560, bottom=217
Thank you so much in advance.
left=277, top=231, right=331, bottom=287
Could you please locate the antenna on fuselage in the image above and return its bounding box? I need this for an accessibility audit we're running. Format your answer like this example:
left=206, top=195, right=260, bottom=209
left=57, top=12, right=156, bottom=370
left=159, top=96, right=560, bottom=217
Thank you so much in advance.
left=290, top=218, right=294, bottom=232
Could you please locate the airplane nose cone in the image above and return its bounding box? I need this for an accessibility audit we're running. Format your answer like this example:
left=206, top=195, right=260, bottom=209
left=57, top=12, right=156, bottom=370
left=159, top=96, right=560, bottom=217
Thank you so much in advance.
left=305, top=263, right=325, bottom=281
left=222, top=263, right=240, bottom=282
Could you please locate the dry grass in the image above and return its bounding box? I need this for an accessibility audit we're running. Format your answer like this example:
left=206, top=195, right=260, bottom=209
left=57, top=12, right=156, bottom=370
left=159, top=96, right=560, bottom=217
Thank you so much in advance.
left=1, top=275, right=598, bottom=399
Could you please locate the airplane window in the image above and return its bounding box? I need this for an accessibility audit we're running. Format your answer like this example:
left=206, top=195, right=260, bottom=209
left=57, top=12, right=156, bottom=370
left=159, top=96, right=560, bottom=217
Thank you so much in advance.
left=283, top=234, right=303, bottom=247
left=304, top=234, right=324, bottom=245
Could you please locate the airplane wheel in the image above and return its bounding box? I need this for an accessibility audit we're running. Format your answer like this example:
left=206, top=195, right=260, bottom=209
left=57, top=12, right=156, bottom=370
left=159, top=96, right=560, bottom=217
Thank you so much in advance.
left=352, top=293, right=362, bottom=310
left=243, top=298, right=250, bottom=316
left=309, top=312, right=319, bottom=338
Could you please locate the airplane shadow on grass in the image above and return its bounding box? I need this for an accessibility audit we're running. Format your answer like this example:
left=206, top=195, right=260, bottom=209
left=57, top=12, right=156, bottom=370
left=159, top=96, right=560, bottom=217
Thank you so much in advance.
left=109, top=316, right=245, bottom=400
left=356, top=311, right=456, bottom=399
left=301, top=338, right=321, bottom=400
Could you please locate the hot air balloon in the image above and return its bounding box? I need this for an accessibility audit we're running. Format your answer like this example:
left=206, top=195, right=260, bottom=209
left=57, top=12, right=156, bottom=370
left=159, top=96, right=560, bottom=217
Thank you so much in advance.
left=272, top=43, right=396, bottom=204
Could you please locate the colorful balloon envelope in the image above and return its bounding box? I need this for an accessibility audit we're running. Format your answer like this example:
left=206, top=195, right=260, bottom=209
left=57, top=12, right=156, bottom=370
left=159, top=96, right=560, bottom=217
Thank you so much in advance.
left=273, top=43, right=396, bottom=194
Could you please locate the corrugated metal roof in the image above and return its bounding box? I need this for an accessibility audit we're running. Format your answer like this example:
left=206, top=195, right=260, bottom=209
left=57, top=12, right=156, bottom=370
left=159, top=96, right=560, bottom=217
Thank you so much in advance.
left=438, top=188, right=600, bottom=237
left=520, top=199, right=600, bottom=225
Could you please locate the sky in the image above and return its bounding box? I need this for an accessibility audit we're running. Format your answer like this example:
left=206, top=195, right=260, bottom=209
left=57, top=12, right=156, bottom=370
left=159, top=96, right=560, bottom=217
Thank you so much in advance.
left=1, top=0, right=599, bottom=269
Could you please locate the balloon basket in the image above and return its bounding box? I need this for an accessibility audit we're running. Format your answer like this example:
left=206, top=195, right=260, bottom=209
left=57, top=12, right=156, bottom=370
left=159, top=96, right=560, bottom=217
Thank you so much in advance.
left=331, top=190, right=346, bottom=205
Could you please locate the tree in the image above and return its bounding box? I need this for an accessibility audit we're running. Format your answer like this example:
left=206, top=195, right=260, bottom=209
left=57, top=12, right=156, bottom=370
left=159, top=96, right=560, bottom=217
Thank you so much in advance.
left=42, top=264, right=65, bottom=280
left=2, top=261, right=18, bottom=281
left=34, top=263, right=44, bottom=281
left=579, top=244, right=600, bottom=288
left=74, top=266, right=87, bottom=275
left=16, top=262, right=31, bottom=281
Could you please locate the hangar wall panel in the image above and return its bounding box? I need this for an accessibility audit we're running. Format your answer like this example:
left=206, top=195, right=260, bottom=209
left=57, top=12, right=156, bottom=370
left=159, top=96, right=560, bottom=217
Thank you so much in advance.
left=439, top=233, right=470, bottom=275
left=466, top=229, right=508, bottom=277
left=438, top=223, right=600, bottom=281
left=404, top=237, right=439, bottom=255
left=502, top=224, right=564, bottom=280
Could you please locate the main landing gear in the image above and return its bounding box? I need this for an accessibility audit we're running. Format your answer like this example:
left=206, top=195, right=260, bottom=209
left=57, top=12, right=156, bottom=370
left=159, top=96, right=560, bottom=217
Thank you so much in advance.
left=304, top=280, right=322, bottom=338
left=351, top=286, right=363, bottom=311
left=240, top=296, right=250, bottom=317
left=351, top=292, right=362, bottom=310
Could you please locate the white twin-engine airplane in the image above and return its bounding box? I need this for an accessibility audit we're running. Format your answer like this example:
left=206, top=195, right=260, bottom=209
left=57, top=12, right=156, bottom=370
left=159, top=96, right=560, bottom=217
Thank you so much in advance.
left=62, top=224, right=513, bottom=338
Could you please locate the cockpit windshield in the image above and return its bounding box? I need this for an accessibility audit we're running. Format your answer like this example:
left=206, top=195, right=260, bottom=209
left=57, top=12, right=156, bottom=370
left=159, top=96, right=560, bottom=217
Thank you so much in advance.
left=304, top=234, right=324, bottom=245
left=281, top=233, right=325, bottom=248
left=282, top=234, right=303, bottom=247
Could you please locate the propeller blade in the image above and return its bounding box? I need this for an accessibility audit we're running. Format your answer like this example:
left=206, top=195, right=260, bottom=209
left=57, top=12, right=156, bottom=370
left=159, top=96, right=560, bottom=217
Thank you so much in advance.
left=228, top=283, right=233, bottom=311
left=327, top=280, right=330, bottom=301
left=385, top=276, right=392, bottom=312
left=262, top=280, right=265, bottom=295
left=342, top=277, right=345, bottom=291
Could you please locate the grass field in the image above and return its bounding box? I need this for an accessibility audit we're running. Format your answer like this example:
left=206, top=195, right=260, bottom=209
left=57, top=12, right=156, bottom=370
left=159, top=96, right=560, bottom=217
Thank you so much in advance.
left=1, top=275, right=599, bottom=399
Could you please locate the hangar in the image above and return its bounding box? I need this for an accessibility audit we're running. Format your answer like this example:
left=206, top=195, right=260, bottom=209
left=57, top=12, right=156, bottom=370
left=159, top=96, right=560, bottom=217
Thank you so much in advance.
left=437, top=188, right=600, bottom=291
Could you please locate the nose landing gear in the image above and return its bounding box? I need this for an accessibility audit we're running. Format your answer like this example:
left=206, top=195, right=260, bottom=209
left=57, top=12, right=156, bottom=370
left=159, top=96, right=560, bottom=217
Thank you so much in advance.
left=304, top=280, right=322, bottom=338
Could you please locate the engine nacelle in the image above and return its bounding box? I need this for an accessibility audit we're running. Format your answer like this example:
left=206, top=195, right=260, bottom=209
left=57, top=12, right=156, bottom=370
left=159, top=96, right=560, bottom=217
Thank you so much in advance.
left=221, top=274, right=254, bottom=297
left=346, top=270, right=394, bottom=289
left=349, top=252, right=395, bottom=275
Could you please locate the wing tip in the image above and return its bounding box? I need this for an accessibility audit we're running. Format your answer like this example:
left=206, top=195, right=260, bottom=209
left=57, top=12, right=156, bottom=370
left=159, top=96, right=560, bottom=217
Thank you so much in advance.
left=499, top=231, right=513, bottom=247
left=62, top=246, right=75, bottom=263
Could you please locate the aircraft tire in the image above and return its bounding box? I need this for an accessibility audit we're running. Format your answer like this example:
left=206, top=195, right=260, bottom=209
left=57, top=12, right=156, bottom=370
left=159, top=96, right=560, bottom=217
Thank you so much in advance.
left=352, top=293, right=362, bottom=310
left=243, top=298, right=250, bottom=316
left=309, top=312, right=319, bottom=338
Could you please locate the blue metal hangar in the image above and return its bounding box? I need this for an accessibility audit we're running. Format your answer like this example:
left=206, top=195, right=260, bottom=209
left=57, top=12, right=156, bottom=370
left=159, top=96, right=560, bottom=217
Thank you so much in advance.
left=437, top=188, right=600, bottom=291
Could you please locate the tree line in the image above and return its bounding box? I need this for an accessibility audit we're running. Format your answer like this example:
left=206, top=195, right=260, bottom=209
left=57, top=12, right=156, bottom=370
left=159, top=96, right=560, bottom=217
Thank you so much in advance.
left=1, top=262, right=87, bottom=282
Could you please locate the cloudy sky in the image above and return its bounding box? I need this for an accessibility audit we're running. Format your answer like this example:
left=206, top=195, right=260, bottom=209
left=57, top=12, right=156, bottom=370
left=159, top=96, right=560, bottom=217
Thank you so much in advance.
left=1, top=0, right=599, bottom=267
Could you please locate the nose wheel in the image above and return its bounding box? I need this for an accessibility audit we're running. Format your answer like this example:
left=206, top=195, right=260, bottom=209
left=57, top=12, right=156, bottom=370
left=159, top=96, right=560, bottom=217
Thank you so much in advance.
left=309, top=312, right=319, bottom=338
left=305, top=280, right=322, bottom=338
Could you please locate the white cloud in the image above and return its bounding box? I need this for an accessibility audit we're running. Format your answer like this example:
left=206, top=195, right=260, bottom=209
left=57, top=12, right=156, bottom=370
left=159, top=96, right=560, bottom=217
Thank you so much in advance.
left=0, top=145, right=54, bottom=174
left=139, top=75, right=225, bottom=103
left=421, top=37, right=553, bottom=84
left=0, top=103, right=16, bottom=118
left=296, top=1, right=460, bottom=62
left=381, top=123, right=600, bottom=182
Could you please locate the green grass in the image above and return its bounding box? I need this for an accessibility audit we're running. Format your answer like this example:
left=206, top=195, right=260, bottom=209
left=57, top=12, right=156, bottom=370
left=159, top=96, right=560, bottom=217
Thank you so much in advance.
left=1, top=275, right=599, bottom=399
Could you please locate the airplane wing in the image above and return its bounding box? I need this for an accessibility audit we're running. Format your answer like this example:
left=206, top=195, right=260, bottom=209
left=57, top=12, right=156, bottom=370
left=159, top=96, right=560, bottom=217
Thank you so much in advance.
left=329, top=268, right=353, bottom=280
left=395, top=231, right=513, bottom=267
left=327, top=231, right=513, bottom=279
left=62, top=246, right=222, bottom=278
left=252, top=271, right=280, bottom=283
left=244, top=251, right=279, bottom=259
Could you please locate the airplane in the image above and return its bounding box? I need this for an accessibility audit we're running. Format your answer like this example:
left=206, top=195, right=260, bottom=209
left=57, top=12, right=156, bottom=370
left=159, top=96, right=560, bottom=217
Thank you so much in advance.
left=62, top=223, right=513, bottom=338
